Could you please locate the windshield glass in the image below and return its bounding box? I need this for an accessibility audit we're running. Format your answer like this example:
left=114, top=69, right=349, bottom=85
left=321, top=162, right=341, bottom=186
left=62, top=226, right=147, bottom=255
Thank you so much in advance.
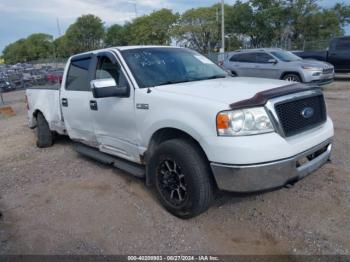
left=271, top=50, right=302, bottom=62
left=121, top=48, right=227, bottom=88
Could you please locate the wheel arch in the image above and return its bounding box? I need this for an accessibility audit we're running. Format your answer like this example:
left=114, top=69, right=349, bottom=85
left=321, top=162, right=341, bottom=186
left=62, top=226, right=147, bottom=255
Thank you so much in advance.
left=144, top=127, right=212, bottom=186
left=30, top=109, right=43, bottom=128
left=280, top=71, right=304, bottom=82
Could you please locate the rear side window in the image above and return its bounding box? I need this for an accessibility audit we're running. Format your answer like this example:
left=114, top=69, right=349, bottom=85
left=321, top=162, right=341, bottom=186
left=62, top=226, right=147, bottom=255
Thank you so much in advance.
left=230, top=53, right=256, bottom=63
left=66, top=57, right=91, bottom=91
left=335, top=38, right=350, bottom=51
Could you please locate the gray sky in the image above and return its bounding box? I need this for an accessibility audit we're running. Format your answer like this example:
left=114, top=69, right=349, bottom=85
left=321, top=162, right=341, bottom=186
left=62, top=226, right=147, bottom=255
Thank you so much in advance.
left=0, top=0, right=349, bottom=53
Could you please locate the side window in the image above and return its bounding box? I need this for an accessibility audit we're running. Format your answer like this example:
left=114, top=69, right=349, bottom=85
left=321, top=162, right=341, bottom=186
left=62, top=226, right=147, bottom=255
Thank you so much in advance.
left=231, top=53, right=256, bottom=63
left=95, top=56, right=128, bottom=87
left=255, top=52, right=273, bottom=63
left=66, top=57, right=91, bottom=91
left=335, top=38, right=350, bottom=51
left=229, top=54, right=239, bottom=62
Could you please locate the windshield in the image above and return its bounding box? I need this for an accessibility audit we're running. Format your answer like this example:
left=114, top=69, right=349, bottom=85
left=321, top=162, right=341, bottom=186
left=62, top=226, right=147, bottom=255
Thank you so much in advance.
left=271, top=50, right=302, bottom=62
left=121, top=48, right=227, bottom=88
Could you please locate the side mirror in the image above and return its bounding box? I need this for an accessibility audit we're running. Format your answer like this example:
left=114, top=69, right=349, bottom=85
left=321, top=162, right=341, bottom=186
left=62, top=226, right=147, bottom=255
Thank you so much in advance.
left=268, top=59, right=278, bottom=64
left=90, top=78, right=129, bottom=98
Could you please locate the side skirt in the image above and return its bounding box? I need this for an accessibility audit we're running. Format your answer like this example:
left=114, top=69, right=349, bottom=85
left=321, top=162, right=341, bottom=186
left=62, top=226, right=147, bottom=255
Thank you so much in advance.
left=73, top=142, right=145, bottom=178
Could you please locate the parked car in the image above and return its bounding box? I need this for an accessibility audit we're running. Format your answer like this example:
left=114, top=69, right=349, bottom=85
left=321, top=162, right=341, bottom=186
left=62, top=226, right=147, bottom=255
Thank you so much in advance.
left=46, top=69, right=64, bottom=83
left=222, top=48, right=334, bottom=85
left=294, top=36, right=350, bottom=73
left=0, top=79, right=15, bottom=92
left=26, top=46, right=334, bottom=218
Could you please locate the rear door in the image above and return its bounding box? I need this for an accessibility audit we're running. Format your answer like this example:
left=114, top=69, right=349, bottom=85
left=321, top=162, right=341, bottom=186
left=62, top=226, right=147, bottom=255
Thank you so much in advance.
left=328, top=37, right=350, bottom=72
left=230, top=53, right=257, bottom=77
left=60, top=54, right=97, bottom=146
left=89, top=51, right=139, bottom=162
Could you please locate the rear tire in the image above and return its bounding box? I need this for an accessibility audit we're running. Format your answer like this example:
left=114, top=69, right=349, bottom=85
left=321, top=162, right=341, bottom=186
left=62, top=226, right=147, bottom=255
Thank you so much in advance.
left=36, top=112, right=53, bottom=148
left=148, top=139, right=213, bottom=219
left=282, top=73, right=301, bottom=83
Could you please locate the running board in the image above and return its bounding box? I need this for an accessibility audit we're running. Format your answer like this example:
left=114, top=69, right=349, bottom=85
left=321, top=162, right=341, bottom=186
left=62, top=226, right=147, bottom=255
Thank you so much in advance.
left=73, top=143, right=145, bottom=178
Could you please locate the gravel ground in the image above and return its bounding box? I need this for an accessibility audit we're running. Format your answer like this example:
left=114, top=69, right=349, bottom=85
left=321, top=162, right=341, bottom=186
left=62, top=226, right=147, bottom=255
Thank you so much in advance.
left=0, top=77, right=349, bottom=255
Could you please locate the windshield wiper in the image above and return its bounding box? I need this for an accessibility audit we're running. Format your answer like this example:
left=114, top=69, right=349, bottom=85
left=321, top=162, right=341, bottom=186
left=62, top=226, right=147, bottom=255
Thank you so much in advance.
left=196, top=75, right=227, bottom=81
left=157, top=79, right=191, bottom=86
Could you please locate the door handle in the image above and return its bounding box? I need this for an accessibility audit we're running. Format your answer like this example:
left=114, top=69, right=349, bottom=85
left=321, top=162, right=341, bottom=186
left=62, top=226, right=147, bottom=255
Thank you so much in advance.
left=61, top=98, right=68, bottom=107
left=90, top=100, right=98, bottom=111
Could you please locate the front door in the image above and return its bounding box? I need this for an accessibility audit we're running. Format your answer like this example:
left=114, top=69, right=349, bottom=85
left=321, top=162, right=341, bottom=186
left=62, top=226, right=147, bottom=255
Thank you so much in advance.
left=89, top=51, right=139, bottom=162
left=253, top=52, right=281, bottom=79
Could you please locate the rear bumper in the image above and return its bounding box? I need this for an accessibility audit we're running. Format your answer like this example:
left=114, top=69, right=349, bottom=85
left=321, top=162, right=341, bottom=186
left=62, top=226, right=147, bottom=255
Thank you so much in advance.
left=210, top=138, right=332, bottom=192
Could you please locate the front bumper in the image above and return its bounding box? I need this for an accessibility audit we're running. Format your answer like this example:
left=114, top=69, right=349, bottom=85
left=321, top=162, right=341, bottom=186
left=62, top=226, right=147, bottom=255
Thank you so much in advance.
left=304, top=71, right=334, bottom=86
left=211, top=138, right=332, bottom=192
left=311, top=78, right=334, bottom=86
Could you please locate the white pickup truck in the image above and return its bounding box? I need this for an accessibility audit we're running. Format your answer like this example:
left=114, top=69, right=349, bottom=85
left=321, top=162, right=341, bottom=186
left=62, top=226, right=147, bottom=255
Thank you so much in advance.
left=26, top=46, right=334, bottom=218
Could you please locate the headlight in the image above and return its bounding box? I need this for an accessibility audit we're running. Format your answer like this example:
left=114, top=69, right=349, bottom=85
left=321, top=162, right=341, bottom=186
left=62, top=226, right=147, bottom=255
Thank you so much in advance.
left=216, top=107, right=274, bottom=136
left=302, top=66, right=322, bottom=71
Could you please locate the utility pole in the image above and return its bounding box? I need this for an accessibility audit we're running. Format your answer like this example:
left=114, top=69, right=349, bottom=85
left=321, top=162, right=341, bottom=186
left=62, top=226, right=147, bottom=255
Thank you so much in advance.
left=134, top=2, right=138, bottom=18
left=221, top=0, right=225, bottom=53
left=56, top=18, right=62, bottom=37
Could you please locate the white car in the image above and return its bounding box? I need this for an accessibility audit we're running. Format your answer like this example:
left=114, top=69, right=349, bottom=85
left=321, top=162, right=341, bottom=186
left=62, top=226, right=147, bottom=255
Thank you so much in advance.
left=26, top=46, right=334, bottom=218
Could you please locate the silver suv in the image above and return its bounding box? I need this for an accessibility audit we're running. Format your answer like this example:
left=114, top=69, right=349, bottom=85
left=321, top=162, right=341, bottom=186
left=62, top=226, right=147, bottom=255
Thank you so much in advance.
left=222, top=48, right=334, bottom=85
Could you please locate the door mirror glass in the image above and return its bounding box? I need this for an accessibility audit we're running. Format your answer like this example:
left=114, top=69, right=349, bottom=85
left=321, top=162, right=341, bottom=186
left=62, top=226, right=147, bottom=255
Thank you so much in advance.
left=268, top=59, right=278, bottom=64
left=90, top=78, right=128, bottom=98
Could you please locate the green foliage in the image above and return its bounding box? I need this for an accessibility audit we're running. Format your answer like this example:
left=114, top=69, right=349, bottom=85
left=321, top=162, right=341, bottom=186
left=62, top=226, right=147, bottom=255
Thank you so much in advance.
left=125, top=9, right=178, bottom=45
left=224, top=0, right=350, bottom=49
left=65, top=14, right=105, bottom=54
left=173, top=6, right=220, bottom=53
left=2, top=1, right=350, bottom=63
left=53, top=35, right=70, bottom=58
left=105, top=24, right=127, bottom=47
left=2, top=34, right=54, bottom=64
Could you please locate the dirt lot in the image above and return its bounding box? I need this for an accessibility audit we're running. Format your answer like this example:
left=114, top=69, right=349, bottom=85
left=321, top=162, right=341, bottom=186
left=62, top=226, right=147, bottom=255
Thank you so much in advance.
left=0, top=78, right=349, bottom=255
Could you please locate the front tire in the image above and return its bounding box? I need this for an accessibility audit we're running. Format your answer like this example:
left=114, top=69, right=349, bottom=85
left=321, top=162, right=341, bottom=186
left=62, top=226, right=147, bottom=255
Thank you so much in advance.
left=36, top=112, right=53, bottom=148
left=148, top=139, right=213, bottom=219
left=282, top=73, right=301, bottom=82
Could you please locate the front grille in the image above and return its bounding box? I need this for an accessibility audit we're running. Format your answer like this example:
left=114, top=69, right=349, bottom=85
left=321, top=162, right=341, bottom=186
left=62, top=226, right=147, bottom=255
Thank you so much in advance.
left=275, top=94, right=327, bottom=137
left=323, top=68, right=333, bottom=74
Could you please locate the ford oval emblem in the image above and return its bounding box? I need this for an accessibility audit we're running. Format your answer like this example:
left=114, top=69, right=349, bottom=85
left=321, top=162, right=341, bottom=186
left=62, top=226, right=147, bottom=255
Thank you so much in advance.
left=301, top=107, right=314, bottom=119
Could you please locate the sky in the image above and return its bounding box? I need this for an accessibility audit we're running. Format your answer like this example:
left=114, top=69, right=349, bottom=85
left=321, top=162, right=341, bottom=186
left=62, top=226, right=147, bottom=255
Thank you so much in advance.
left=0, top=0, right=349, bottom=53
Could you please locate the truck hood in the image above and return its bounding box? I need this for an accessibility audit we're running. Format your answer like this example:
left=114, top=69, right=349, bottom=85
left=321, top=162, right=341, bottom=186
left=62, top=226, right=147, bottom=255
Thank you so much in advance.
left=154, top=77, right=295, bottom=105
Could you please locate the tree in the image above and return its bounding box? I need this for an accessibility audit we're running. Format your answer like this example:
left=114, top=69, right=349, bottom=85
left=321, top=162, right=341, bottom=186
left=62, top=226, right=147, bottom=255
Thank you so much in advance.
left=53, top=35, right=70, bottom=58
left=105, top=24, right=127, bottom=47
left=126, top=9, right=178, bottom=45
left=2, top=39, right=28, bottom=63
left=2, top=34, right=54, bottom=63
left=65, top=14, right=105, bottom=54
left=25, top=33, right=54, bottom=60
left=173, top=6, right=220, bottom=53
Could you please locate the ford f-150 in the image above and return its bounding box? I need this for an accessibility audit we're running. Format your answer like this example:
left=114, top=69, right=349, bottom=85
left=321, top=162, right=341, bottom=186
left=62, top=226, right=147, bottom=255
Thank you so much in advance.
left=26, top=46, right=334, bottom=218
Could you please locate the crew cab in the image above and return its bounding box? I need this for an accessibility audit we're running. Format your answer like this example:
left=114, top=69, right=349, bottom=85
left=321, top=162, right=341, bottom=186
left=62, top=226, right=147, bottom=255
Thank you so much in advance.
left=26, top=46, right=334, bottom=218
left=294, top=36, right=350, bottom=73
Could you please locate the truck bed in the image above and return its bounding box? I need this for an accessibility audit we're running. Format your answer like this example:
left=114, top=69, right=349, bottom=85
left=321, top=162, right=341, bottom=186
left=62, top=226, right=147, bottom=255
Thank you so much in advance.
left=26, top=87, right=65, bottom=134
